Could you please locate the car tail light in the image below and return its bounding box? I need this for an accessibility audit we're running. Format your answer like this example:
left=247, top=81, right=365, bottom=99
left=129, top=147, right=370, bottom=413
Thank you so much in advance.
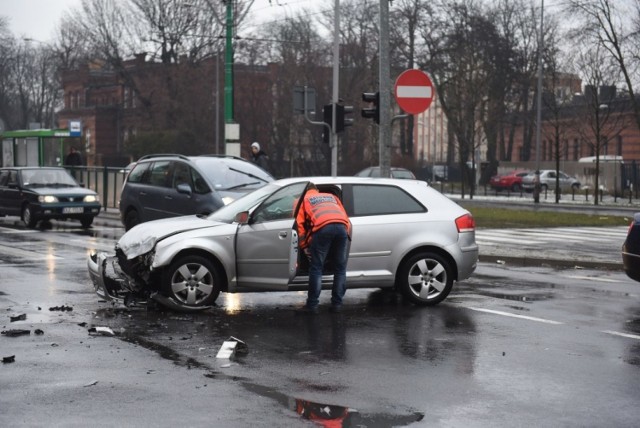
left=455, top=213, right=475, bottom=233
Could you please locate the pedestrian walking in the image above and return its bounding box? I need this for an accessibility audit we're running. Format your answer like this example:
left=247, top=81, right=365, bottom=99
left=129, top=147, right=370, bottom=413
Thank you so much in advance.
left=250, top=141, right=270, bottom=173
left=296, top=183, right=352, bottom=314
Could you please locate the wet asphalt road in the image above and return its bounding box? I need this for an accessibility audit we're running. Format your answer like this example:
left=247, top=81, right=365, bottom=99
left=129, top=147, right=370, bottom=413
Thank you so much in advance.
left=1, top=214, right=639, bottom=427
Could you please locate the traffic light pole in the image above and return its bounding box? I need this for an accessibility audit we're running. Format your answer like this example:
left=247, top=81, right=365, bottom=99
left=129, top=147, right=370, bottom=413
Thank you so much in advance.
left=379, top=0, right=391, bottom=178
left=330, top=0, right=340, bottom=177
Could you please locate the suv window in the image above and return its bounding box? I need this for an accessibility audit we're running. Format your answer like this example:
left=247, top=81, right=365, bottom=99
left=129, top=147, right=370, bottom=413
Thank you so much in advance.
left=127, top=162, right=151, bottom=183
left=352, top=185, right=425, bottom=216
left=149, top=161, right=171, bottom=187
left=191, top=168, right=210, bottom=194
left=172, top=161, right=192, bottom=188
left=0, top=170, right=9, bottom=186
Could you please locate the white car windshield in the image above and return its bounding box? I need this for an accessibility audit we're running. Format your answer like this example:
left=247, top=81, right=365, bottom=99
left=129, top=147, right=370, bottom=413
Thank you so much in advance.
left=208, top=182, right=282, bottom=223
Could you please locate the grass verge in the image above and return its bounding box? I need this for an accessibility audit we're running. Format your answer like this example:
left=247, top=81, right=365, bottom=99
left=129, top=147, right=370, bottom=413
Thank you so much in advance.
left=460, top=205, right=632, bottom=229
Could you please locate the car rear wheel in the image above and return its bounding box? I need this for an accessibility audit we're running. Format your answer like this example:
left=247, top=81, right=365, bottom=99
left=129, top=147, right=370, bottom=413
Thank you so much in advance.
left=124, top=209, right=140, bottom=231
left=511, top=183, right=521, bottom=192
left=22, top=205, right=38, bottom=228
left=398, top=251, right=453, bottom=306
left=80, top=216, right=94, bottom=228
left=162, top=255, right=221, bottom=309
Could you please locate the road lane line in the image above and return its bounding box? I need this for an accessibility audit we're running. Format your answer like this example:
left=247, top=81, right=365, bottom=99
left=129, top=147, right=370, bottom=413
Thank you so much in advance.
left=602, top=330, right=640, bottom=340
left=564, top=275, right=622, bottom=283
left=464, top=306, right=563, bottom=324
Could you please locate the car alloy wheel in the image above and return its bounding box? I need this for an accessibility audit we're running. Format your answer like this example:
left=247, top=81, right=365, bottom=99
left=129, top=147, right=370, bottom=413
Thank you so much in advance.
left=162, top=255, right=221, bottom=308
left=399, top=251, right=453, bottom=306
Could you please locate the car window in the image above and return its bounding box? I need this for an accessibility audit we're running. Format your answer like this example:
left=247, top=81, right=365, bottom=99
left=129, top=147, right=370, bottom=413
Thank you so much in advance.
left=127, top=162, right=151, bottom=183
left=369, top=168, right=381, bottom=177
left=191, top=168, right=210, bottom=194
left=252, top=182, right=307, bottom=223
left=0, top=171, right=8, bottom=186
left=392, top=170, right=415, bottom=179
left=172, top=161, right=192, bottom=188
left=209, top=183, right=282, bottom=223
left=149, top=161, right=171, bottom=187
left=352, top=184, right=425, bottom=216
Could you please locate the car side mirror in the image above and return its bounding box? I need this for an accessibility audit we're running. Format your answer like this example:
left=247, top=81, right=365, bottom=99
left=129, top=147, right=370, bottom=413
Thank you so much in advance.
left=176, top=183, right=192, bottom=195
left=234, top=211, right=249, bottom=224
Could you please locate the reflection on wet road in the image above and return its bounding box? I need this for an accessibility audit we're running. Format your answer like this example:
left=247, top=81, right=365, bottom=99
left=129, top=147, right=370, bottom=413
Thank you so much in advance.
left=2, top=217, right=640, bottom=426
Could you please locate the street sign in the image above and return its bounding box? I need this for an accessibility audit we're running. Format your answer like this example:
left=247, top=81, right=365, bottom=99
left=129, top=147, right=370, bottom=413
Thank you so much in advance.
left=394, top=69, right=434, bottom=114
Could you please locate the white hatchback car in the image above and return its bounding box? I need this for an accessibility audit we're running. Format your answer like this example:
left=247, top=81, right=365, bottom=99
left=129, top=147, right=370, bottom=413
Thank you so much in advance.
left=88, top=177, right=478, bottom=311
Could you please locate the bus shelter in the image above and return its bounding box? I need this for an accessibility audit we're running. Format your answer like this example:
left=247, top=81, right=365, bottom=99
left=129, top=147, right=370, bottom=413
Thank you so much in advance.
left=1, top=129, right=82, bottom=167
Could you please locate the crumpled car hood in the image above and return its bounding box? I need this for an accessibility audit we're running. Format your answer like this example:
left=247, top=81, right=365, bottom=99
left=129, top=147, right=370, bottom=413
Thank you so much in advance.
left=117, top=215, right=222, bottom=259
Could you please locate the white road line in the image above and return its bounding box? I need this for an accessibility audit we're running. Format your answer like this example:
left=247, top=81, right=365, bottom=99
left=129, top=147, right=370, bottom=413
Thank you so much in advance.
left=565, top=275, right=622, bottom=283
left=602, top=330, right=640, bottom=340
left=464, top=306, right=563, bottom=324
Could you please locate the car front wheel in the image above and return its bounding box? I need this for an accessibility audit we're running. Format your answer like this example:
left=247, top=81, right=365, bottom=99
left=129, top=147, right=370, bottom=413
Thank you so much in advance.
left=80, top=216, right=94, bottom=228
left=22, top=205, right=38, bottom=228
left=398, top=251, right=454, bottom=306
left=162, top=255, right=222, bottom=309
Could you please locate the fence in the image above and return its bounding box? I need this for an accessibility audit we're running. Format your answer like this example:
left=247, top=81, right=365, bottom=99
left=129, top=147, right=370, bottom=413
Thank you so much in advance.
left=66, top=166, right=128, bottom=212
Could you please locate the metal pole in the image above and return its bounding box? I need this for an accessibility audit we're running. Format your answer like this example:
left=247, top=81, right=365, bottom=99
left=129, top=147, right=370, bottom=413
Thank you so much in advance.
left=216, top=46, right=220, bottom=154
left=331, top=0, right=340, bottom=177
left=379, top=0, right=391, bottom=178
left=224, top=0, right=234, bottom=124
left=534, top=0, right=544, bottom=204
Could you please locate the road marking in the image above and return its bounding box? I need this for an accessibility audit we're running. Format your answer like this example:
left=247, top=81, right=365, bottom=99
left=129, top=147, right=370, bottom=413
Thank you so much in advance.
left=464, top=306, right=563, bottom=324
left=602, top=330, right=640, bottom=340
left=0, top=226, right=38, bottom=234
left=0, top=244, right=63, bottom=260
left=565, top=275, right=622, bottom=283
left=476, top=226, right=628, bottom=247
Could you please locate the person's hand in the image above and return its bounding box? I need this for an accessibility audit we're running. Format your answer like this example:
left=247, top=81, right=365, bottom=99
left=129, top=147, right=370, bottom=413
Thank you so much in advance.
left=303, top=248, right=311, bottom=259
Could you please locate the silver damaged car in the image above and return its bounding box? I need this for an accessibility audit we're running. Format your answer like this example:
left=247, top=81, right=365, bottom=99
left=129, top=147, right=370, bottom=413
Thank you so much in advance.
left=88, top=177, right=478, bottom=311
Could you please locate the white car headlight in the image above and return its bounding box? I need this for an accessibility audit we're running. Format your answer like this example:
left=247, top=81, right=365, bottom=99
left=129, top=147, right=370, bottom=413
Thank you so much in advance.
left=84, top=195, right=99, bottom=203
left=38, top=195, right=58, bottom=203
left=222, top=196, right=235, bottom=205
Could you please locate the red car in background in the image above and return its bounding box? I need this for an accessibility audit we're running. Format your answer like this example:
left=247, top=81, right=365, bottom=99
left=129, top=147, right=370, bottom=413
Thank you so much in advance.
left=489, top=170, right=530, bottom=192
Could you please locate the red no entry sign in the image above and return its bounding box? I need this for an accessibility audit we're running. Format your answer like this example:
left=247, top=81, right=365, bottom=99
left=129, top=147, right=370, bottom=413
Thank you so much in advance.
left=394, top=69, right=434, bottom=114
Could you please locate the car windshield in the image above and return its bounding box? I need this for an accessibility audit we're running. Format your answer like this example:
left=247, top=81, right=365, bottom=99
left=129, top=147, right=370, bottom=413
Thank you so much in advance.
left=392, top=170, right=415, bottom=179
left=21, top=168, right=78, bottom=187
left=208, top=182, right=283, bottom=223
left=193, top=157, right=273, bottom=191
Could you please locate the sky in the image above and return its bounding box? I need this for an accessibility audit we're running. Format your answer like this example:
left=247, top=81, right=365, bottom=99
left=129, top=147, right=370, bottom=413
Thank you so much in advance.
left=0, top=0, right=315, bottom=43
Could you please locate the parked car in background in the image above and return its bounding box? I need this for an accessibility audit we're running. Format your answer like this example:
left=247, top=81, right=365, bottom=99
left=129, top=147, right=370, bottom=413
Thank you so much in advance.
left=521, top=170, right=581, bottom=193
left=355, top=166, right=416, bottom=179
left=622, top=212, right=640, bottom=282
left=119, top=154, right=274, bottom=231
left=489, top=170, right=530, bottom=192
left=89, top=177, right=478, bottom=312
left=0, top=167, right=101, bottom=228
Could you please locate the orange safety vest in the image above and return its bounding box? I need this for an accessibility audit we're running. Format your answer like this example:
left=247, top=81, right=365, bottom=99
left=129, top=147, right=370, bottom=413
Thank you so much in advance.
left=296, top=189, right=351, bottom=249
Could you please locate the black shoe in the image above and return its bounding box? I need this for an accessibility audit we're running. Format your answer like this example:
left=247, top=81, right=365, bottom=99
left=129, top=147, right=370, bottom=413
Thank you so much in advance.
left=329, top=305, right=342, bottom=313
left=295, top=306, right=319, bottom=315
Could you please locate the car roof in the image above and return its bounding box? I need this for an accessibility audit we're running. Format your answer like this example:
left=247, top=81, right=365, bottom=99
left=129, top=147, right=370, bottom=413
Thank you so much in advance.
left=272, top=176, right=428, bottom=187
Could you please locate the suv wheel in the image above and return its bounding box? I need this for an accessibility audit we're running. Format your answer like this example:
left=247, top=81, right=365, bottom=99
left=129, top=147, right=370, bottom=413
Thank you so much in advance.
left=22, top=205, right=38, bottom=228
left=124, top=209, right=140, bottom=231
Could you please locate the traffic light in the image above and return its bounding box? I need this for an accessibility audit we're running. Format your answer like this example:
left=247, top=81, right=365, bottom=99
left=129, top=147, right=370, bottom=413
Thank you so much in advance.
left=361, top=92, right=379, bottom=124
left=322, top=104, right=332, bottom=144
left=335, top=104, right=354, bottom=133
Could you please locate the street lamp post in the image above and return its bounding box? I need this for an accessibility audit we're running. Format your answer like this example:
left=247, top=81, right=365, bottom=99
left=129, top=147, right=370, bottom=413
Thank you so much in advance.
left=534, top=0, right=544, bottom=204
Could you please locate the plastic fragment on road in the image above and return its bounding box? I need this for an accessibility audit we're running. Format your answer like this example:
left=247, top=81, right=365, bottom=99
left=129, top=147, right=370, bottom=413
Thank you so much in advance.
left=88, top=326, right=115, bottom=336
left=2, top=355, right=16, bottom=363
left=1, top=329, right=31, bottom=337
left=10, top=313, right=26, bottom=322
left=84, top=380, right=98, bottom=387
left=34, top=329, right=44, bottom=335
left=216, top=336, right=248, bottom=359
left=496, top=260, right=506, bottom=265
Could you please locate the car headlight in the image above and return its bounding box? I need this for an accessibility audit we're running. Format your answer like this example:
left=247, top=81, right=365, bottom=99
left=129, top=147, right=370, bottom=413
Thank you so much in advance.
left=38, top=195, right=58, bottom=203
left=222, top=196, right=235, bottom=205
left=84, top=195, right=99, bottom=203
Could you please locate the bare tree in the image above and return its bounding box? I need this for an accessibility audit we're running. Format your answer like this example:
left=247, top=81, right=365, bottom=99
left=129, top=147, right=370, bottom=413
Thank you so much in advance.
left=570, top=44, right=628, bottom=205
left=568, top=0, right=640, bottom=132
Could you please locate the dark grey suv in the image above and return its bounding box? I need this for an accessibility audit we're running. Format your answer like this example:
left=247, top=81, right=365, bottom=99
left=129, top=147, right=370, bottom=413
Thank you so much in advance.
left=119, top=154, right=274, bottom=230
